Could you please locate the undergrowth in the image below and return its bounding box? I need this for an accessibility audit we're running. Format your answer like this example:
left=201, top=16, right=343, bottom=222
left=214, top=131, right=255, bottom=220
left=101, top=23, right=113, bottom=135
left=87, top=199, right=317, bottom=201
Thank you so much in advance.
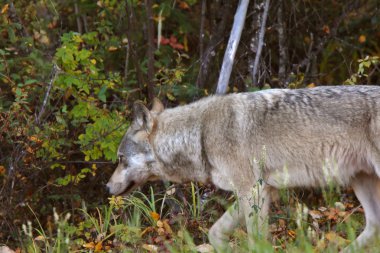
left=12, top=183, right=380, bottom=253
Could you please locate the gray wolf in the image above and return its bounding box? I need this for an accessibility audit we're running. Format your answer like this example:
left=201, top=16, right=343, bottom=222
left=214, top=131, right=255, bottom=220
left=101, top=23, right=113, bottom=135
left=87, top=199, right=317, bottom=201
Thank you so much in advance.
left=106, top=86, right=380, bottom=252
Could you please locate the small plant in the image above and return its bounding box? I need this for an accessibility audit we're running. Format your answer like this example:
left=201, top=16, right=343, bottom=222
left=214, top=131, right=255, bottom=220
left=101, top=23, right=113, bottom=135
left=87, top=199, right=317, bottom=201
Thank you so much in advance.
left=345, top=56, right=380, bottom=85
left=22, top=205, right=74, bottom=252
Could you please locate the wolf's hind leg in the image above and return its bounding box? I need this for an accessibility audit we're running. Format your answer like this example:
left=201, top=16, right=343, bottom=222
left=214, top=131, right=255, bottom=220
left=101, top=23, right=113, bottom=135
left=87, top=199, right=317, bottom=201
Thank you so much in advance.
left=209, top=201, right=244, bottom=252
left=343, top=172, right=380, bottom=252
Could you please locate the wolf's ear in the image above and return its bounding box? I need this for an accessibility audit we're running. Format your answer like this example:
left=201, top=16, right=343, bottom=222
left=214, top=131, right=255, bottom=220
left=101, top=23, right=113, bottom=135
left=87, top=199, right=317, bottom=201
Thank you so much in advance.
left=133, top=101, right=154, bottom=133
left=151, top=98, right=164, bottom=115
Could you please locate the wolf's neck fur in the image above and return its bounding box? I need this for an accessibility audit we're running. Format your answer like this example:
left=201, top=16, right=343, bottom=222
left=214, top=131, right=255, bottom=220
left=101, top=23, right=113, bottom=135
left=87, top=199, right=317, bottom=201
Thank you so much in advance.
left=151, top=97, right=221, bottom=183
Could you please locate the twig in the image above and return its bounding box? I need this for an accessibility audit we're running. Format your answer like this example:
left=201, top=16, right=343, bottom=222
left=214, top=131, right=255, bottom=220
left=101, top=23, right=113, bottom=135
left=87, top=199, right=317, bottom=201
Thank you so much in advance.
left=291, top=0, right=359, bottom=75
left=251, top=0, right=270, bottom=86
left=216, top=0, right=250, bottom=95
left=124, top=43, right=130, bottom=87
left=340, top=204, right=362, bottom=224
left=74, top=0, right=83, bottom=34
left=36, top=64, right=60, bottom=125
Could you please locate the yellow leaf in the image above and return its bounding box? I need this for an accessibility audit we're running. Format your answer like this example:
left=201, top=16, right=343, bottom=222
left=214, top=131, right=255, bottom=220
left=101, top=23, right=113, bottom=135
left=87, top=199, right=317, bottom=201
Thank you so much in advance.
left=325, top=232, right=349, bottom=247
left=0, top=166, right=6, bottom=175
left=184, top=34, right=189, bottom=52
left=108, top=46, right=118, bottom=52
left=150, top=211, right=160, bottom=221
left=178, top=1, right=190, bottom=10
left=94, top=242, right=102, bottom=252
left=82, top=242, right=95, bottom=249
left=358, top=35, right=366, bottom=44
left=166, top=93, right=176, bottom=101
left=34, top=235, right=45, bottom=241
left=288, top=230, right=296, bottom=238
left=90, top=59, right=97, bottom=65
left=157, top=227, right=165, bottom=235
left=1, top=4, right=9, bottom=14
left=140, top=227, right=153, bottom=237
left=163, top=219, right=173, bottom=234
left=307, top=83, right=316, bottom=88
left=156, top=220, right=163, bottom=228
left=142, top=244, right=158, bottom=252
left=29, top=135, right=41, bottom=143
left=195, top=243, right=214, bottom=253
left=166, top=187, right=176, bottom=195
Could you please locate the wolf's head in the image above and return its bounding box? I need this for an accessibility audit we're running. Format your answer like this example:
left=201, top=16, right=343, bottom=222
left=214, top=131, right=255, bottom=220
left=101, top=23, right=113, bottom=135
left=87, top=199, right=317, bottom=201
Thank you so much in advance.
left=106, top=99, right=164, bottom=196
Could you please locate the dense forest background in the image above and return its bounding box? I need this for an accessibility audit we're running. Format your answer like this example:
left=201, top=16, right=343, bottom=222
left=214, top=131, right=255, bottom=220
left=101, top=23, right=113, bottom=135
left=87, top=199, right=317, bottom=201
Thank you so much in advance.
left=1, top=0, right=380, bottom=252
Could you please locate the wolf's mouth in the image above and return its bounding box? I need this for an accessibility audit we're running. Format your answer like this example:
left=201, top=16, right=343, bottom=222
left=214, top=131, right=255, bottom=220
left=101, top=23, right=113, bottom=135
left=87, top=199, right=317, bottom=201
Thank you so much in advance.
left=120, top=180, right=137, bottom=195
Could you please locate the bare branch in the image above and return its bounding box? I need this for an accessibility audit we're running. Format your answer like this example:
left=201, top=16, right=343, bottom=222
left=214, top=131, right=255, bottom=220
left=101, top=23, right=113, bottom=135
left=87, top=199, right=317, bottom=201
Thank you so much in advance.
left=74, top=1, right=83, bottom=34
left=124, top=43, right=130, bottom=87
left=36, top=64, right=61, bottom=125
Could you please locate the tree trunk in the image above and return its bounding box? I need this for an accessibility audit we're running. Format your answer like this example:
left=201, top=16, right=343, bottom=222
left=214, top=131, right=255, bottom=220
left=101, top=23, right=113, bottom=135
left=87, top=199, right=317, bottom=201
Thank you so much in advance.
left=277, top=0, right=288, bottom=87
left=196, top=1, right=231, bottom=90
left=145, top=0, right=155, bottom=100
left=215, top=0, right=250, bottom=95
left=125, top=2, right=145, bottom=99
left=250, top=0, right=270, bottom=87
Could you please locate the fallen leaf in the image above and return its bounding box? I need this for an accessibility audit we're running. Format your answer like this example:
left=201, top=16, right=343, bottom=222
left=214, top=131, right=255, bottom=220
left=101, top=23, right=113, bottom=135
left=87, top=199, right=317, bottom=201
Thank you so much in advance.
left=83, top=242, right=95, bottom=249
left=325, top=232, right=349, bottom=247
left=108, top=46, right=118, bottom=52
left=309, top=210, right=323, bottom=219
left=156, top=220, right=163, bottom=228
left=34, top=235, right=45, bottom=241
left=166, top=187, right=176, bottom=195
left=157, top=227, right=165, bottom=235
left=288, top=230, right=296, bottom=238
left=142, top=244, right=158, bottom=252
left=334, top=202, right=345, bottom=211
left=195, top=243, right=214, bottom=253
left=140, top=226, right=154, bottom=237
left=94, top=242, right=102, bottom=252
left=163, top=219, right=173, bottom=234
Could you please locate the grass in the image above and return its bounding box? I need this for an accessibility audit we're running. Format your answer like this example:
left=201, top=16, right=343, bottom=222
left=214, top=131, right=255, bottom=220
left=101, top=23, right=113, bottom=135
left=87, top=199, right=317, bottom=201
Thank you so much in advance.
left=15, top=183, right=380, bottom=253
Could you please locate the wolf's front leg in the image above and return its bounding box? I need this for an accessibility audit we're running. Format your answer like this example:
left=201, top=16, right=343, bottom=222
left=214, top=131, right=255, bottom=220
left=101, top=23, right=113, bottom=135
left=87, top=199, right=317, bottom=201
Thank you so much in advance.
left=240, top=183, right=272, bottom=250
left=209, top=201, right=244, bottom=252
